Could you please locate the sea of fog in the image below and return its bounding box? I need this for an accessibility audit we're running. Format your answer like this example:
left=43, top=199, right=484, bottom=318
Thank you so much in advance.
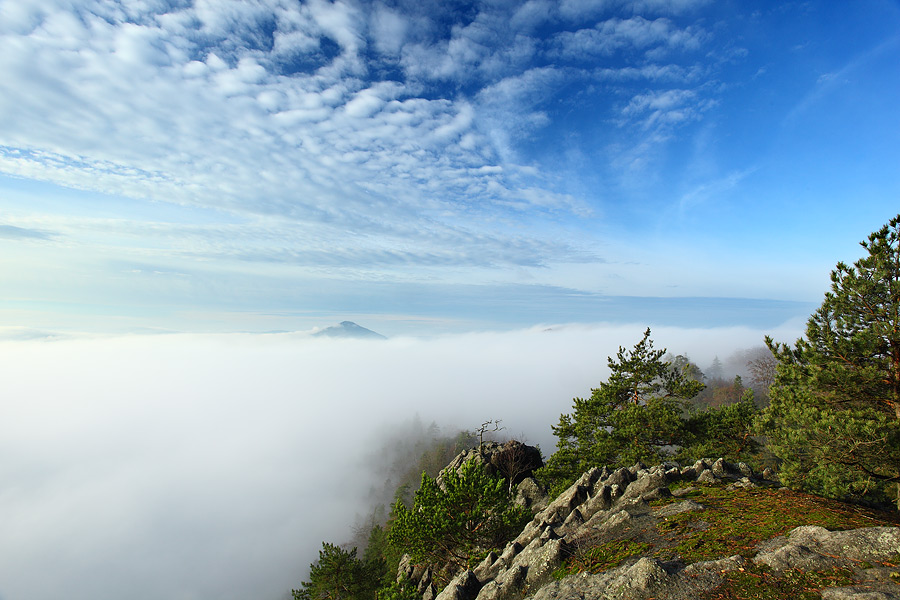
left=0, top=322, right=803, bottom=600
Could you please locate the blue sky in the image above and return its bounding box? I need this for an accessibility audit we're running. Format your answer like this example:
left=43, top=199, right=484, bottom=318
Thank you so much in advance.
left=1, top=0, right=899, bottom=335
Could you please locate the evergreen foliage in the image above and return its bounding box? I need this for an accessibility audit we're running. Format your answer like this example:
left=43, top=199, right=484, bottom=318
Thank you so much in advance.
left=681, top=387, right=760, bottom=464
left=540, top=328, right=705, bottom=492
left=758, top=214, right=900, bottom=506
left=292, top=543, right=383, bottom=600
left=388, top=459, right=530, bottom=576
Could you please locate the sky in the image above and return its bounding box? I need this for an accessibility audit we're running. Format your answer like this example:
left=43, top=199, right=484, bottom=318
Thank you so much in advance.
left=1, top=0, right=898, bottom=336
left=1, top=2, right=899, bottom=600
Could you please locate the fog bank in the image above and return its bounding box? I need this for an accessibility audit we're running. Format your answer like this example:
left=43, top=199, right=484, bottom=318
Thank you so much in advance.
left=0, top=322, right=802, bottom=600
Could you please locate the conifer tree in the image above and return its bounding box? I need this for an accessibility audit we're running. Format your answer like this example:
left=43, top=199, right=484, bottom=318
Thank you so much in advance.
left=293, top=543, right=382, bottom=600
left=388, top=460, right=529, bottom=578
left=759, top=214, right=900, bottom=507
left=541, top=328, right=704, bottom=491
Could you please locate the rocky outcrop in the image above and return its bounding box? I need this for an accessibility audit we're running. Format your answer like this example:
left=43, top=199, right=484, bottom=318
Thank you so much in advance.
left=437, top=441, right=544, bottom=491
left=401, top=456, right=900, bottom=600
left=531, top=525, right=900, bottom=600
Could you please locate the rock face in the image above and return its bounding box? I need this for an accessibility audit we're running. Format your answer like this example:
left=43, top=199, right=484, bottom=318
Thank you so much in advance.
left=437, top=441, right=544, bottom=487
left=399, top=456, right=900, bottom=600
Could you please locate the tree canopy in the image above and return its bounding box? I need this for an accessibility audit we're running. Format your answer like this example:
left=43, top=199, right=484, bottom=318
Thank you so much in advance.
left=541, top=328, right=706, bottom=490
left=388, top=459, right=529, bottom=579
left=293, top=543, right=383, bottom=600
left=759, top=214, right=900, bottom=506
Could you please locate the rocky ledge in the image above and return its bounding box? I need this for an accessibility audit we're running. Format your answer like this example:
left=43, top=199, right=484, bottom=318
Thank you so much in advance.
left=399, top=456, right=900, bottom=600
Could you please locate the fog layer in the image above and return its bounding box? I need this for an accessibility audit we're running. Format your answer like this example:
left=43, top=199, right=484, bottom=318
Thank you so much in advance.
left=0, top=323, right=801, bottom=600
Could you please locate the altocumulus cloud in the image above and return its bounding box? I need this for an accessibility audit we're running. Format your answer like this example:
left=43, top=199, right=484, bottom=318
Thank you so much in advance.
left=0, top=322, right=800, bottom=600
left=0, top=0, right=718, bottom=277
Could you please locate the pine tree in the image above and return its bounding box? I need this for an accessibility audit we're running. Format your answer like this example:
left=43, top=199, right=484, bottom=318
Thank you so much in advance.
left=681, top=388, right=760, bottom=463
left=541, top=328, right=704, bottom=492
left=293, top=543, right=382, bottom=600
left=759, top=214, right=900, bottom=507
left=387, top=460, right=529, bottom=579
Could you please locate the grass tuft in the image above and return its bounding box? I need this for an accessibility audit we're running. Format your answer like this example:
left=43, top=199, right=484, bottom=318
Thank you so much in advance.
left=698, top=564, right=854, bottom=600
left=553, top=539, right=651, bottom=578
left=654, top=484, right=899, bottom=564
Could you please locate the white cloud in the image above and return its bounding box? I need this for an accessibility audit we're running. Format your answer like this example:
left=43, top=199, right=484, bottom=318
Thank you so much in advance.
left=0, top=0, right=739, bottom=308
left=510, top=0, right=554, bottom=32
left=370, top=4, right=409, bottom=55
left=678, top=167, right=758, bottom=212
left=559, top=0, right=709, bottom=20
left=619, top=88, right=715, bottom=133
left=306, top=0, right=366, bottom=56
left=0, top=0, right=587, bottom=266
left=623, top=88, right=696, bottom=114
left=552, top=17, right=705, bottom=59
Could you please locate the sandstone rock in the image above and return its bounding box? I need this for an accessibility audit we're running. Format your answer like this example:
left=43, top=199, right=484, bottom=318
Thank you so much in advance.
left=473, top=551, right=499, bottom=582
left=514, top=477, right=549, bottom=511
left=557, top=508, right=584, bottom=536
left=692, top=458, right=713, bottom=472
left=628, top=461, right=648, bottom=476
left=696, top=469, right=717, bottom=483
left=475, top=565, right=527, bottom=600
left=654, top=499, right=705, bottom=518
left=523, top=538, right=566, bottom=586
left=398, top=554, right=413, bottom=581
left=535, top=480, right=591, bottom=527
left=513, top=519, right=542, bottom=548
left=498, top=540, right=523, bottom=569
left=754, top=526, right=900, bottom=573
left=604, top=467, right=635, bottom=490
left=622, top=470, right=668, bottom=499
left=711, top=458, right=731, bottom=478
left=488, top=441, right=544, bottom=485
left=578, top=484, right=614, bottom=522
left=821, top=586, right=900, bottom=599
left=434, top=570, right=481, bottom=600
left=436, top=441, right=542, bottom=490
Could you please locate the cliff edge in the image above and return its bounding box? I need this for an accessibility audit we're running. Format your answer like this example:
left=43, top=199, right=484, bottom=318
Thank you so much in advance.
left=399, top=456, right=900, bottom=600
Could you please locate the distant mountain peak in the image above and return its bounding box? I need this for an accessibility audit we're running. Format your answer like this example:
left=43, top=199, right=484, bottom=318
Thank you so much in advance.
left=313, top=321, right=387, bottom=339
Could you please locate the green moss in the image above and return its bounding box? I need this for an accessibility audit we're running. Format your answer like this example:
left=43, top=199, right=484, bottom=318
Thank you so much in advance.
left=667, top=479, right=698, bottom=492
left=553, top=539, right=652, bottom=578
left=698, top=564, right=854, bottom=600
left=654, top=484, right=899, bottom=564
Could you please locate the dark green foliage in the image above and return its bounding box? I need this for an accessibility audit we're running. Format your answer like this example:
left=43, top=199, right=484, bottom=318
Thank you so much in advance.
left=389, top=429, right=477, bottom=510
left=759, top=214, right=900, bottom=506
left=293, top=543, right=382, bottom=600
left=388, top=459, right=530, bottom=576
left=541, top=328, right=704, bottom=492
left=375, top=576, right=420, bottom=600
left=680, top=387, right=761, bottom=465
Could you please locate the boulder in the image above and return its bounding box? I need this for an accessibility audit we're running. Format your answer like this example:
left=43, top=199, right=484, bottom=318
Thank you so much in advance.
left=754, top=526, right=900, bottom=571
left=514, top=477, right=549, bottom=511
left=436, top=441, right=543, bottom=492
left=434, top=570, right=481, bottom=600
